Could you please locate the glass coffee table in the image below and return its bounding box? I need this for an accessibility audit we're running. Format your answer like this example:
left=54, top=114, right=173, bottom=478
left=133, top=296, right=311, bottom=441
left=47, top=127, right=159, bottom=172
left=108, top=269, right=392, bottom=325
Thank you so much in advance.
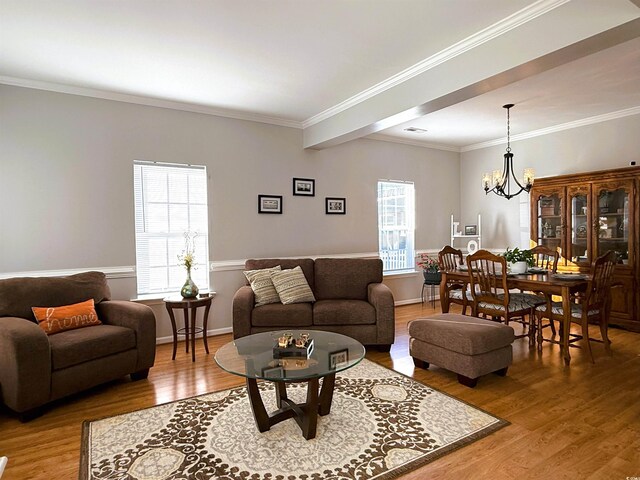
left=215, top=330, right=365, bottom=440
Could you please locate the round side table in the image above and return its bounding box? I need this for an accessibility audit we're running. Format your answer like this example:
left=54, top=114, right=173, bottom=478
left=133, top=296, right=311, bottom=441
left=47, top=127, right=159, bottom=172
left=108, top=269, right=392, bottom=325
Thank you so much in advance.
left=164, top=295, right=213, bottom=362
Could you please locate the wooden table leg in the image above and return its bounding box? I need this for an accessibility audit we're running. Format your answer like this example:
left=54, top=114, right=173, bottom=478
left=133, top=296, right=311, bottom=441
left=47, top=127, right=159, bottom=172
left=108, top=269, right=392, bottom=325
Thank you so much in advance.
left=561, top=285, right=571, bottom=366
left=202, top=301, right=211, bottom=354
left=190, top=306, right=197, bottom=362
left=275, top=381, right=288, bottom=409
left=318, top=373, right=336, bottom=416
left=246, top=378, right=270, bottom=433
left=165, top=306, right=178, bottom=360
left=440, top=276, right=449, bottom=313
left=183, top=308, right=189, bottom=353
left=301, top=377, right=319, bottom=440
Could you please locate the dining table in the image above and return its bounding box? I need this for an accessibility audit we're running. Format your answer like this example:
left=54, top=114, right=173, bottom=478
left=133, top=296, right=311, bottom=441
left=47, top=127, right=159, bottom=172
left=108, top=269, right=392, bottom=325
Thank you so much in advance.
left=440, top=268, right=590, bottom=365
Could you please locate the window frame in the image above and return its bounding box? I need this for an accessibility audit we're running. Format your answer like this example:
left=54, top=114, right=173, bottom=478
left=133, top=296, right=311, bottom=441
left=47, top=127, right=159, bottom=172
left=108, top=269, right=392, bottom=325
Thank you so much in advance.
left=377, top=180, right=416, bottom=273
left=133, top=160, right=210, bottom=296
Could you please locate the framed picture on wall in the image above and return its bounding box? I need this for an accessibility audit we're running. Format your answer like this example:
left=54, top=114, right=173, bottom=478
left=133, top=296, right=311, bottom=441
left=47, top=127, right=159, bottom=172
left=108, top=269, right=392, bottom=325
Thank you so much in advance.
left=258, top=195, right=283, bottom=214
left=465, top=225, right=477, bottom=235
left=293, top=178, right=315, bottom=196
left=325, top=197, right=346, bottom=215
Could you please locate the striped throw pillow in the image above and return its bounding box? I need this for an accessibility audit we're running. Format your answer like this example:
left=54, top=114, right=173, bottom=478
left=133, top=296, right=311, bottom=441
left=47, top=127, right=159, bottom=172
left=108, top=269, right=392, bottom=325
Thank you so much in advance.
left=244, top=266, right=282, bottom=306
left=270, top=266, right=316, bottom=305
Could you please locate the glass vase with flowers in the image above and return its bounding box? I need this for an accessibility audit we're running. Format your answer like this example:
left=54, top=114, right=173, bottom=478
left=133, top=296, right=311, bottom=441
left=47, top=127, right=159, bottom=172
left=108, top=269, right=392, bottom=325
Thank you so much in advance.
left=178, top=231, right=199, bottom=298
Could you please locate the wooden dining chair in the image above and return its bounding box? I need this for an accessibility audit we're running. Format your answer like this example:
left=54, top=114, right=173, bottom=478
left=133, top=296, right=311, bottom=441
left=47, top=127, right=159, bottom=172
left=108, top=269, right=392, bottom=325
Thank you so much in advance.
left=527, top=245, right=560, bottom=335
left=438, top=245, right=472, bottom=314
left=466, top=250, right=541, bottom=342
left=530, top=245, right=560, bottom=272
left=535, top=251, right=616, bottom=362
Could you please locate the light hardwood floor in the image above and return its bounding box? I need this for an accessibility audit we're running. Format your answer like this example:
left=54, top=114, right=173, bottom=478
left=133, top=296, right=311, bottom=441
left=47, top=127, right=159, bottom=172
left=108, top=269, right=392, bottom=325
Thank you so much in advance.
left=1, top=303, right=639, bottom=479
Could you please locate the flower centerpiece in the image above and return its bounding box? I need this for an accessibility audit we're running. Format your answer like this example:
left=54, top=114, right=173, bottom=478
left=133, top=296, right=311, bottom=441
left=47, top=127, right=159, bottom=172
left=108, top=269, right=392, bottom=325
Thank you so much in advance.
left=178, top=231, right=199, bottom=298
left=417, top=253, right=441, bottom=284
left=501, top=247, right=535, bottom=274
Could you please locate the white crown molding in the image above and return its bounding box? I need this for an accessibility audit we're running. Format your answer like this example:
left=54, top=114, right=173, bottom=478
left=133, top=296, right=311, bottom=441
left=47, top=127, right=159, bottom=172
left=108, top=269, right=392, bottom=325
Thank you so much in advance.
left=461, top=105, right=640, bottom=152
left=0, top=76, right=303, bottom=130
left=0, top=265, right=135, bottom=280
left=366, top=134, right=461, bottom=152
left=302, top=0, right=569, bottom=128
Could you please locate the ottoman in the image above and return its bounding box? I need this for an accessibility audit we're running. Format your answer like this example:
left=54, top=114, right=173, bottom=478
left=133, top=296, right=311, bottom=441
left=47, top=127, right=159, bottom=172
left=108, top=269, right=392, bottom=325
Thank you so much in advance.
left=409, top=313, right=515, bottom=387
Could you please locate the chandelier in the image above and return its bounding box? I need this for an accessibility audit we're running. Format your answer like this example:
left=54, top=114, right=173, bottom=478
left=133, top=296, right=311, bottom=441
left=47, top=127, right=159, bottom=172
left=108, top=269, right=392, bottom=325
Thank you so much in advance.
left=482, top=104, right=534, bottom=200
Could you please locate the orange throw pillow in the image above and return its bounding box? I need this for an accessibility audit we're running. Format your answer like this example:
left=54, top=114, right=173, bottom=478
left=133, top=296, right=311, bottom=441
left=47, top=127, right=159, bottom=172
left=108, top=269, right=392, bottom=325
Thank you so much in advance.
left=32, top=299, right=102, bottom=335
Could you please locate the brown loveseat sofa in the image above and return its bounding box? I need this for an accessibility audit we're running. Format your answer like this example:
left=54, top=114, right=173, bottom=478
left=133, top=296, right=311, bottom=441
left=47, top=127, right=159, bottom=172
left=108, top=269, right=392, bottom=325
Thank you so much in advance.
left=232, top=258, right=395, bottom=350
left=0, top=271, right=156, bottom=419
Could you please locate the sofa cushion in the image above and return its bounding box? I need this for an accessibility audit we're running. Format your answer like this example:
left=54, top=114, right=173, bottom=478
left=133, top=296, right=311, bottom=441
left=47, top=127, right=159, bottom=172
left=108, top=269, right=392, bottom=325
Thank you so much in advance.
left=245, top=259, right=315, bottom=291
left=251, top=302, right=313, bottom=327
left=32, top=298, right=102, bottom=335
left=313, top=299, right=376, bottom=326
left=408, top=313, right=514, bottom=356
left=271, top=266, right=316, bottom=304
left=314, top=258, right=383, bottom=300
left=244, top=266, right=281, bottom=307
left=0, top=271, right=111, bottom=323
left=48, top=324, right=136, bottom=370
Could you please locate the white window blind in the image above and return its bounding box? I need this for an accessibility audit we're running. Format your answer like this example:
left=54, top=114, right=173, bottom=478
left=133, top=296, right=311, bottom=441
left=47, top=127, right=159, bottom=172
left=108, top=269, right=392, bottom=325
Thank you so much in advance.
left=377, top=180, right=415, bottom=272
left=134, top=161, right=210, bottom=295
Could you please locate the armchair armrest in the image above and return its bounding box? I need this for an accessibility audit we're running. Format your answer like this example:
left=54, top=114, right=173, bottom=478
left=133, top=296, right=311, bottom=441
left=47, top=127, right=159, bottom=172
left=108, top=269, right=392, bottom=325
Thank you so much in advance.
left=0, top=317, right=51, bottom=413
left=232, top=286, right=255, bottom=339
left=367, top=283, right=395, bottom=345
left=96, top=300, right=156, bottom=372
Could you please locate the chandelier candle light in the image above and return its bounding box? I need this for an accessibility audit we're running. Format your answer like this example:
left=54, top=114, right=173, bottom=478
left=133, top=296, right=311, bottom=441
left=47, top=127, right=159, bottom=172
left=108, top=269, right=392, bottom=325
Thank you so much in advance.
left=482, top=104, right=534, bottom=200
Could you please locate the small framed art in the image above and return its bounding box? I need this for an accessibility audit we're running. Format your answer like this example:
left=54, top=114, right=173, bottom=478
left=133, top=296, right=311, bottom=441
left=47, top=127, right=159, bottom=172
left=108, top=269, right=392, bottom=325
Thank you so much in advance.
left=258, top=195, right=283, bottom=214
left=329, top=349, right=349, bottom=369
left=293, top=178, right=315, bottom=196
left=261, top=366, right=284, bottom=379
left=464, top=225, right=477, bottom=235
left=325, top=197, right=346, bottom=215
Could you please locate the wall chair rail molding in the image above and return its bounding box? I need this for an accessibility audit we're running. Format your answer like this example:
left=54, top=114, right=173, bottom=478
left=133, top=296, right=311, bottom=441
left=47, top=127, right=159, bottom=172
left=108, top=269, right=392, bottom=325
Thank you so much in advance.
left=209, top=252, right=382, bottom=273
left=0, top=266, right=136, bottom=280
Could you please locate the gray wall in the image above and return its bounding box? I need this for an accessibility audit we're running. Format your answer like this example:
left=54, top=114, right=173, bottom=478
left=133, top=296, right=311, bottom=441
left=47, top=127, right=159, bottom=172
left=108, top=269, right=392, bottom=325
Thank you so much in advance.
left=0, top=85, right=459, bottom=339
left=459, top=114, right=640, bottom=249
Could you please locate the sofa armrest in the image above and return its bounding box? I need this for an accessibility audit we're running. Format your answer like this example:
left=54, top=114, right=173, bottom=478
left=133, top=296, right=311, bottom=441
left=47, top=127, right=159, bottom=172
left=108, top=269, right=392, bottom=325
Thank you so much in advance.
left=232, top=286, right=254, bottom=339
left=96, top=300, right=156, bottom=372
left=0, top=317, right=51, bottom=413
left=368, top=283, right=395, bottom=345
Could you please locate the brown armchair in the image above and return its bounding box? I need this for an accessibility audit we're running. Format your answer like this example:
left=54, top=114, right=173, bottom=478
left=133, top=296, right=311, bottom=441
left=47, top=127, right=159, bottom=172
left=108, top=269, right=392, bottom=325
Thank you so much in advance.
left=0, top=271, right=156, bottom=420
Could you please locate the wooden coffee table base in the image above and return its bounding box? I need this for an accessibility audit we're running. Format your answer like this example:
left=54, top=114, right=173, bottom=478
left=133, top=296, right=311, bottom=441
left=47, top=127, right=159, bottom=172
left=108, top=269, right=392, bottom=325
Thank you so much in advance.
left=245, top=373, right=336, bottom=440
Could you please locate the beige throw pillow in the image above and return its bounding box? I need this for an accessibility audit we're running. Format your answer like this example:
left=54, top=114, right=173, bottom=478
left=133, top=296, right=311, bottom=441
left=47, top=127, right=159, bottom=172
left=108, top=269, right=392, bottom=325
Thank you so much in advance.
left=270, top=266, right=316, bottom=305
left=244, top=266, right=282, bottom=307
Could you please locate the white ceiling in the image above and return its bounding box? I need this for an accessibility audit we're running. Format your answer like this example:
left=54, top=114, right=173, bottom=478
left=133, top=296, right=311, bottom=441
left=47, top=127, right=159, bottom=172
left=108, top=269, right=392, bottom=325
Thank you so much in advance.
left=1, top=0, right=639, bottom=150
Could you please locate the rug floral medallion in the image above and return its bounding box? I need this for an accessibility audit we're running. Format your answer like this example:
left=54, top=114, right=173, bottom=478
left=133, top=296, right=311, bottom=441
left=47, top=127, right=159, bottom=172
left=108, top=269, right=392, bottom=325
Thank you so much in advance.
left=81, top=360, right=508, bottom=480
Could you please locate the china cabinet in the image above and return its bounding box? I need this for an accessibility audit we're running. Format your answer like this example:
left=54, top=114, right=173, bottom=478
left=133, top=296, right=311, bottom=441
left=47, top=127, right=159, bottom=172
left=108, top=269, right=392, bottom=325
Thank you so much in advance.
left=530, top=166, right=639, bottom=332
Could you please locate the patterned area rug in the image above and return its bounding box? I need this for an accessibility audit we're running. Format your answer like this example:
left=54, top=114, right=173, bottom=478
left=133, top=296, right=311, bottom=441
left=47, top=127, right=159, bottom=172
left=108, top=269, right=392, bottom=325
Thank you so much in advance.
left=80, top=359, right=508, bottom=479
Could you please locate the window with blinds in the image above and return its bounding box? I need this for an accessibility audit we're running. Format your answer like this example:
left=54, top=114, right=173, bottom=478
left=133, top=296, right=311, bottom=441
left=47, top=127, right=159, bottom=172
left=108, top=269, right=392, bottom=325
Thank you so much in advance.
left=133, top=161, right=210, bottom=295
left=377, top=180, right=415, bottom=272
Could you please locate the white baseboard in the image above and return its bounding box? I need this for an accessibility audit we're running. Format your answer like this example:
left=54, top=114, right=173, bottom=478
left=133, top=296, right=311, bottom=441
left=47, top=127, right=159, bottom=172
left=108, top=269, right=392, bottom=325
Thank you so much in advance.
left=155, top=326, right=233, bottom=345
left=395, top=295, right=440, bottom=306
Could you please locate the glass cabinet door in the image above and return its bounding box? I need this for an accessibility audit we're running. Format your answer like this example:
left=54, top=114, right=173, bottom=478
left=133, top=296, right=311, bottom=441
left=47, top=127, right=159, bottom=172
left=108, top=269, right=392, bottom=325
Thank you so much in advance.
left=567, top=186, right=591, bottom=267
left=535, top=190, right=563, bottom=255
left=593, top=180, right=633, bottom=265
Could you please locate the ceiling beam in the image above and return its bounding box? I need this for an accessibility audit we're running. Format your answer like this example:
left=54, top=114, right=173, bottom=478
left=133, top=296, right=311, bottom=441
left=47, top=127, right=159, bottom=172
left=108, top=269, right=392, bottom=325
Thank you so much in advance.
left=303, top=1, right=640, bottom=150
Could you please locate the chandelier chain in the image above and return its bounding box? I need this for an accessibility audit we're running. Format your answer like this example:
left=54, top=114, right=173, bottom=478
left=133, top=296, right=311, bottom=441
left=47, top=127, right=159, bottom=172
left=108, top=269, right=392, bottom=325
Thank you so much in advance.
left=506, top=105, right=511, bottom=153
